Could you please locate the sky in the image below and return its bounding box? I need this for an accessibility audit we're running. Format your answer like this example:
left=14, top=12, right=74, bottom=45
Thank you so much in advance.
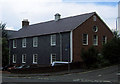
left=0, top=0, right=119, bottom=30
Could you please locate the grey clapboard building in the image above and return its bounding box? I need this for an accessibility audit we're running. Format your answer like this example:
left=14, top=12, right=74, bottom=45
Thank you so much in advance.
left=9, top=12, right=113, bottom=66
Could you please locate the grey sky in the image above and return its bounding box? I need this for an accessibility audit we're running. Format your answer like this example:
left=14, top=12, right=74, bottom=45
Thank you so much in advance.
left=0, top=0, right=119, bottom=30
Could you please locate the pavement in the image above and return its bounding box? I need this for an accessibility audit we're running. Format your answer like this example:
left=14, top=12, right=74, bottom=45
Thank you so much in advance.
left=1, top=65, right=120, bottom=83
left=2, top=68, right=85, bottom=77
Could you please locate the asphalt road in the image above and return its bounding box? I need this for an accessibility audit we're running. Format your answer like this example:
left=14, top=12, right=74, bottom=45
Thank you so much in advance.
left=1, top=65, right=120, bottom=84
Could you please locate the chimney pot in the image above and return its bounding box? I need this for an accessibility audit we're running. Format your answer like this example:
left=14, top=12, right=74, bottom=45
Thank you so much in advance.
left=22, top=19, right=29, bottom=27
left=55, top=13, right=61, bottom=21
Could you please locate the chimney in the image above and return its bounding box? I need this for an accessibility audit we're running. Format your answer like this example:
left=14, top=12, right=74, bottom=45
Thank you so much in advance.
left=22, top=19, right=29, bottom=27
left=54, top=13, right=61, bottom=21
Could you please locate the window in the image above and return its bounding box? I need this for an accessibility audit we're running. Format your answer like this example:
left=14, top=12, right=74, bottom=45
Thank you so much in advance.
left=13, top=54, right=16, bottom=63
left=33, top=37, right=38, bottom=47
left=102, top=36, right=107, bottom=44
left=22, top=38, right=26, bottom=48
left=93, top=26, right=98, bottom=32
left=13, top=39, right=17, bottom=48
left=22, top=54, right=26, bottom=63
left=93, top=15, right=96, bottom=21
left=51, top=54, right=56, bottom=64
left=51, top=35, right=56, bottom=46
left=33, top=54, right=38, bottom=64
left=82, top=34, right=88, bottom=45
left=93, top=35, right=98, bottom=46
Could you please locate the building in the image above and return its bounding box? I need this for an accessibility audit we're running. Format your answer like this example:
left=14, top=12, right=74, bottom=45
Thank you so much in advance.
left=8, top=12, right=113, bottom=66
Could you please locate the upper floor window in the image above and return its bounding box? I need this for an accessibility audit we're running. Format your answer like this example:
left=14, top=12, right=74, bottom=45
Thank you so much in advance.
left=93, top=35, right=98, bottom=46
left=51, top=34, right=56, bottom=46
left=33, top=37, right=38, bottom=47
left=102, top=36, right=107, bottom=44
left=51, top=54, right=56, bottom=64
left=13, top=54, right=16, bottom=63
left=22, top=54, right=26, bottom=63
left=22, top=38, right=26, bottom=48
left=13, top=39, right=17, bottom=48
left=33, top=54, right=38, bottom=64
left=82, top=34, right=88, bottom=45
left=93, top=26, right=98, bottom=32
left=93, top=15, right=96, bottom=21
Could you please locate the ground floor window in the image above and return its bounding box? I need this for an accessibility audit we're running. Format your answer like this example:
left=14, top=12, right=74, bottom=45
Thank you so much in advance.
left=13, top=54, right=16, bottom=63
left=22, top=54, right=26, bottom=63
left=33, top=54, right=38, bottom=64
left=51, top=54, right=56, bottom=64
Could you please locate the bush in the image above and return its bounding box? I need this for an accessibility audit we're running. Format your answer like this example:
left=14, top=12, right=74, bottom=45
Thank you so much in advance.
left=81, top=46, right=99, bottom=69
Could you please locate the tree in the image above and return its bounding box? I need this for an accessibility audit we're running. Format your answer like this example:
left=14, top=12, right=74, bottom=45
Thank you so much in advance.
left=0, top=23, right=9, bottom=67
left=102, top=31, right=120, bottom=64
left=81, top=46, right=99, bottom=68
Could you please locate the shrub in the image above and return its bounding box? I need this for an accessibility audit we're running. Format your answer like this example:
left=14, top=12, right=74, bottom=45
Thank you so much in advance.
left=81, top=46, right=99, bottom=69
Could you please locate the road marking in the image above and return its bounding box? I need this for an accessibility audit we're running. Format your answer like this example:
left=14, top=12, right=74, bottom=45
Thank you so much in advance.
left=98, top=74, right=102, bottom=76
left=73, top=78, right=112, bottom=83
left=117, top=73, right=120, bottom=75
left=73, top=79, right=80, bottom=81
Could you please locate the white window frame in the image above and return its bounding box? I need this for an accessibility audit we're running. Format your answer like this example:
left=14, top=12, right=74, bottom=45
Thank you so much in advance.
left=93, top=15, right=96, bottom=21
left=33, top=37, right=38, bottom=47
left=102, top=36, right=107, bottom=44
left=51, top=34, right=56, bottom=46
left=93, top=35, right=98, bottom=46
left=13, top=54, right=16, bottom=63
left=13, top=39, right=17, bottom=48
left=22, top=38, right=26, bottom=48
left=22, top=54, right=26, bottom=63
left=33, top=54, right=38, bottom=64
left=50, top=54, right=56, bottom=64
left=82, top=34, right=88, bottom=45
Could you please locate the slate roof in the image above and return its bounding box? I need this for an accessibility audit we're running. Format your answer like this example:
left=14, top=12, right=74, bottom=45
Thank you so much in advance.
left=9, top=12, right=96, bottom=39
left=5, top=30, right=17, bottom=38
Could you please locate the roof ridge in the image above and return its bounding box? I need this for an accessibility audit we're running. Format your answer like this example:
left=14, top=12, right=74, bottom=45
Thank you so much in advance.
left=24, top=12, right=95, bottom=28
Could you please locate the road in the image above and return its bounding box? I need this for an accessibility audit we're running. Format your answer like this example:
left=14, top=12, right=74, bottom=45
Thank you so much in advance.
left=1, top=65, right=120, bottom=83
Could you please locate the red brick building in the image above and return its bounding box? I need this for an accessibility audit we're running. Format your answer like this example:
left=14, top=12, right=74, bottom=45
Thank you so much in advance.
left=72, top=13, right=113, bottom=62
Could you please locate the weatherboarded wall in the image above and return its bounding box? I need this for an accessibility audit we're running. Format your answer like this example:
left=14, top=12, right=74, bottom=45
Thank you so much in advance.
left=10, top=32, right=70, bottom=66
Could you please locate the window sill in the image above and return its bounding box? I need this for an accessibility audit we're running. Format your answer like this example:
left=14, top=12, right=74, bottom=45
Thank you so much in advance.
left=33, top=46, right=38, bottom=47
left=82, top=44, right=88, bottom=46
left=51, top=45, right=56, bottom=46
left=93, top=44, right=98, bottom=46
left=22, top=47, right=26, bottom=48
left=33, top=62, right=37, bottom=64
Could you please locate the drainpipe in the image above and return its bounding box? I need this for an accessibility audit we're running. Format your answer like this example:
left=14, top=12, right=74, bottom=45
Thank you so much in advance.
left=8, top=41, right=11, bottom=65
left=59, top=32, right=62, bottom=61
